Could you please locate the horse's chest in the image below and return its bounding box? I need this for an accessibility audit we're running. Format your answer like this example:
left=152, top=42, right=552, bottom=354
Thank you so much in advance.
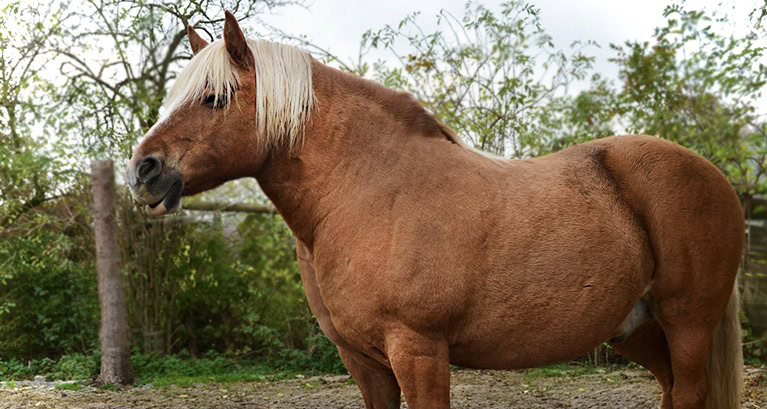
left=301, top=259, right=387, bottom=357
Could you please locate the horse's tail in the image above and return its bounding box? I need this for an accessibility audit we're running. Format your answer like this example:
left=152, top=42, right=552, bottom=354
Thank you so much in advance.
left=706, top=282, right=743, bottom=409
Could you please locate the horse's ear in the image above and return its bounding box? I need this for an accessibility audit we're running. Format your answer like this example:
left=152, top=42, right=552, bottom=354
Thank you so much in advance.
left=187, top=26, right=209, bottom=55
left=223, top=11, right=254, bottom=69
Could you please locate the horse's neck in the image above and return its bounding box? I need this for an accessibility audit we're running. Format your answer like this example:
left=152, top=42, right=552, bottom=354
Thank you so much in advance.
left=255, top=63, right=454, bottom=249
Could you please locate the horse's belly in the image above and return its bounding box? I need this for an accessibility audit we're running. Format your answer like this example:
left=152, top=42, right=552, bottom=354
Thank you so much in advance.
left=449, top=323, right=607, bottom=370
left=449, top=317, right=614, bottom=369
left=448, top=269, right=651, bottom=370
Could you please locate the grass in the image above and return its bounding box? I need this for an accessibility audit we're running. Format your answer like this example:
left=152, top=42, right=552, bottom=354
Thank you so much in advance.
left=0, top=352, right=653, bottom=389
left=131, top=354, right=311, bottom=387
left=0, top=351, right=337, bottom=386
left=145, top=369, right=303, bottom=387
left=521, top=363, right=607, bottom=381
left=100, top=383, right=116, bottom=391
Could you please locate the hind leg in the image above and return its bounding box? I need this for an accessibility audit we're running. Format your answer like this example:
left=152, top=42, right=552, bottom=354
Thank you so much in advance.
left=661, top=322, right=715, bottom=409
left=652, top=275, right=735, bottom=409
left=338, top=346, right=401, bottom=409
left=609, top=319, right=674, bottom=409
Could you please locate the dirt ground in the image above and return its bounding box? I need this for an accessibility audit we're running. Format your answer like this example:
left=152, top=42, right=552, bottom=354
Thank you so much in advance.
left=1, top=367, right=765, bottom=409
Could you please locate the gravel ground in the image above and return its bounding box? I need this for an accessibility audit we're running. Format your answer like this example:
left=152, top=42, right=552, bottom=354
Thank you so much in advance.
left=0, top=367, right=765, bottom=408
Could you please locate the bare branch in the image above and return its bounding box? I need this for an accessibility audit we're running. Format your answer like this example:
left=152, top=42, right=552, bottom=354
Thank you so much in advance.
left=183, top=201, right=277, bottom=214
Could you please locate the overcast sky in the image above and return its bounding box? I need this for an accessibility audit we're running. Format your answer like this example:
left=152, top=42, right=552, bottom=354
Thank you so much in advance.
left=262, top=0, right=761, bottom=87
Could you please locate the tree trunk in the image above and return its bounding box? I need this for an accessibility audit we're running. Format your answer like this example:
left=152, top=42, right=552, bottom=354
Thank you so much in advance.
left=92, top=160, right=135, bottom=385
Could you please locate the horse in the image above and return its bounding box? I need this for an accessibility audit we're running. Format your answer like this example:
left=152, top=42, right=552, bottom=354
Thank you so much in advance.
left=127, top=12, right=744, bottom=409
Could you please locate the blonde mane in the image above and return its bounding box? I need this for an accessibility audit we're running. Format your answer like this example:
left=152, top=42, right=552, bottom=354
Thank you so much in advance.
left=163, top=39, right=314, bottom=151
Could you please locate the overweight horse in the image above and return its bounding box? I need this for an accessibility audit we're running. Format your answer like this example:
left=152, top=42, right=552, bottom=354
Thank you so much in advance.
left=128, top=12, right=744, bottom=409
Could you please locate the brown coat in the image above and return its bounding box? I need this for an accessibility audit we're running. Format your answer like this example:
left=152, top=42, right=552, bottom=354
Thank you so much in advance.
left=129, top=14, right=745, bottom=409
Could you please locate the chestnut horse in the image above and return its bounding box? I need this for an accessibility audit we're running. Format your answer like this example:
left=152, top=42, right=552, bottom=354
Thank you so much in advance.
left=128, top=12, right=744, bottom=409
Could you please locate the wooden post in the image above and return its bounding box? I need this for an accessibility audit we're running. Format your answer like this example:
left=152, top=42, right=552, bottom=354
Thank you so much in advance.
left=91, top=160, right=135, bottom=385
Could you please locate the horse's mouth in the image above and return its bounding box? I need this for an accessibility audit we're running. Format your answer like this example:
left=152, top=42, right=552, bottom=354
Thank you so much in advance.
left=147, top=197, right=164, bottom=209
left=145, top=180, right=183, bottom=216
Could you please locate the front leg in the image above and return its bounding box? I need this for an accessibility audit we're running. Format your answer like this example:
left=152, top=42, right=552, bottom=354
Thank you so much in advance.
left=338, top=346, right=401, bottom=409
left=387, top=331, right=450, bottom=409
left=297, top=241, right=401, bottom=408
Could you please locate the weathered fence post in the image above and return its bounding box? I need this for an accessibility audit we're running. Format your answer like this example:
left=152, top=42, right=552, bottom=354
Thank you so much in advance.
left=91, top=160, right=135, bottom=385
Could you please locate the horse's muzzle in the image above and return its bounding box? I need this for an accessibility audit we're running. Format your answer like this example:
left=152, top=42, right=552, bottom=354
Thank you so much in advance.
left=127, top=156, right=184, bottom=216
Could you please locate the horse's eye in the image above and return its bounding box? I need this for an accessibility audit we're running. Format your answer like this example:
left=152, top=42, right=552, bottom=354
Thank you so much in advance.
left=203, top=95, right=226, bottom=109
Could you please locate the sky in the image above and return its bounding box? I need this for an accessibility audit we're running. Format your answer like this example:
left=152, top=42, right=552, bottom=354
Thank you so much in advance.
left=262, top=0, right=761, bottom=90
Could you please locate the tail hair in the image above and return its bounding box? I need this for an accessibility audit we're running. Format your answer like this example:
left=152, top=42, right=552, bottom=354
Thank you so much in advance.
left=705, top=283, right=743, bottom=409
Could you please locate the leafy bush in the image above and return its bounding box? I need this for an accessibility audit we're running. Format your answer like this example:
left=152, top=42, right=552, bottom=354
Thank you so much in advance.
left=0, top=358, right=35, bottom=380
left=0, top=192, right=345, bottom=373
left=132, top=352, right=229, bottom=380
left=0, top=198, right=99, bottom=361
left=0, top=354, right=96, bottom=381
left=50, top=354, right=99, bottom=380
left=0, top=350, right=342, bottom=383
left=275, top=331, right=346, bottom=374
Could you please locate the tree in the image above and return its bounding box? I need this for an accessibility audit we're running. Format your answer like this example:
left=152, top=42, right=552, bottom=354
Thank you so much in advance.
left=0, top=0, right=307, bottom=360
left=611, top=5, right=767, bottom=195
left=52, top=0, right=301, bottom=160
left=52, top=0, right=303, bottom=357
left=0, top=1, right=74, bottom=228
left=288, top=1, right=597, bottom=157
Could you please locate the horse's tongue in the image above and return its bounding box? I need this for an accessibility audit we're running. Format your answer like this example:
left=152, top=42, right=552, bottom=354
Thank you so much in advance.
left=147, top=201, right=168, bottom=216
left=147, top=199, right=182, bottom=216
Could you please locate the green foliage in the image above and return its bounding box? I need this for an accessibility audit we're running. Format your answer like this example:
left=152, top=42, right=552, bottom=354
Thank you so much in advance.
left=273, top=328, right=347, bottom=374
left=357, top=1, right=767, bottom=194
left=232, top=214, right=308, bottom=353
left=0, top=351, right=337, bottom=385
left=0, top=187, right=344, bottom=371
left=611, top=5, right=767, bottom=194
left=132, top=352, right=233, bottom=383
left=0, top=353, right=96, bottom=381
left=522, top=363, right=605, bottom=380
left=51, top=354, right=99, bottom=380
left=0, top=358, right=35, bottom=380
left=0, top=195, right=99, bottom=360
left=741, top=305, right=767, bottom=364
left=0, top=0, right=347, bottom=378
left=131, top=351, right=332, bottom=386
left=360, top=1, right=597, bottom=157
left=116, top=204, right=311, bottom=357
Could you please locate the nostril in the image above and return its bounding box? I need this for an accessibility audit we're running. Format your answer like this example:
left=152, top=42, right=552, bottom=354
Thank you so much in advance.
left=137, top=156, right=162, bottom=182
